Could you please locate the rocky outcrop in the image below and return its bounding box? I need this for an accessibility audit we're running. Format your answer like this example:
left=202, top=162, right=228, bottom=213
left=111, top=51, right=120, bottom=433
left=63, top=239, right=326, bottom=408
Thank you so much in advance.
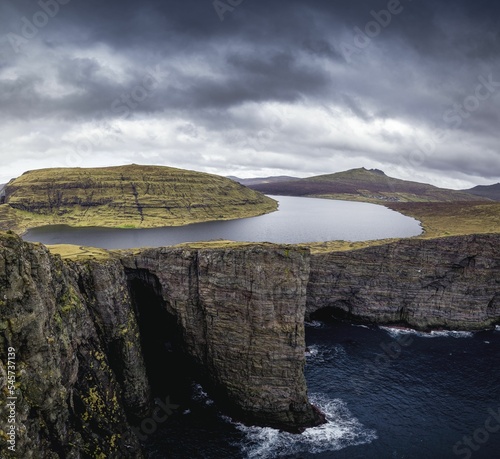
left=0, top=235, right=320, bottom=458
left=121, top=245, right=320, bottom=431
left=0, top=233, right=148, bottom=458
left=307, top=234, right=500, bottom=330
left=1, top=232, right=499, bottom=457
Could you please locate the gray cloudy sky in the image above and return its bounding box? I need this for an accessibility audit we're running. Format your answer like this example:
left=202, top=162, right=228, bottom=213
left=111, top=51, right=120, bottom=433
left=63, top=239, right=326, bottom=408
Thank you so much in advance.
left=0, top=0, right=499, bottom=188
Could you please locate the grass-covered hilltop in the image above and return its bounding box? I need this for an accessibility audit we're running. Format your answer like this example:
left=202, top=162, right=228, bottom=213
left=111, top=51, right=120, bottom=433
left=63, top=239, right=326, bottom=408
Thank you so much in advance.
left=247, top=167, right=488, bottom=203
left=0, top=164, right=277, bottom=233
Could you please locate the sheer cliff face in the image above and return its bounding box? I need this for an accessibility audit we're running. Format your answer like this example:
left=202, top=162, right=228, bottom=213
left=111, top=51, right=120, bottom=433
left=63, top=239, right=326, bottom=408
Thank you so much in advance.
left=0, top=234, right=148, bottom=458
left=122, top=246, right=319, bottom=430
left=307, top=234, right=500, bottom=330
left=1, top=233, right=500, bottom=457
left=0, top=235, right=319, bottom=457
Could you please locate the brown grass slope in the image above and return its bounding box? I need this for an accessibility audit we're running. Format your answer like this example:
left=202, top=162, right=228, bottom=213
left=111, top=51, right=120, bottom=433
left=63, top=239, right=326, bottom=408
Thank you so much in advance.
left=249, top=167, right=490, bottom=203
left=462, top=183, right=500, bottom=201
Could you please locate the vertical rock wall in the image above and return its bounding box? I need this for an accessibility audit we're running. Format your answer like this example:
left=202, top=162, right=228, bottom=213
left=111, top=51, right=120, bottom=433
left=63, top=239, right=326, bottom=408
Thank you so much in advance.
left=307, top=234, right=500, bottom=330
left=0, top=235, right=321, bottom=458
left=122, top=245, right=322, bottom=431
left=0, top=234, right=147, bottom=458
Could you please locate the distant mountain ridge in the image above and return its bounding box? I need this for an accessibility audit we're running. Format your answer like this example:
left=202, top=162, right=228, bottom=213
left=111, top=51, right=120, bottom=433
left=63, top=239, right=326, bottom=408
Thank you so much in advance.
left=228, top=176, right=300, bottom=186
left=462, top=183, right=500, bottom=201
left=247, top=168, right=489, bottom=203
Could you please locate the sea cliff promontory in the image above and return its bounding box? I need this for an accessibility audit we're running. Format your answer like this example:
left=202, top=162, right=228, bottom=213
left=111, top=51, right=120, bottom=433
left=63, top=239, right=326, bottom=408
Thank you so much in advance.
left=1, top=232, right=499, bottom=457
left=0, top=234, right=321, bottom=457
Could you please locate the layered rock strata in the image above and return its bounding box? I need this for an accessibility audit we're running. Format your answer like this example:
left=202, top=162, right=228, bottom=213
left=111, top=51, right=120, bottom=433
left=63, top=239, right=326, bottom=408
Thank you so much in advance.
left=307, top=234, right=500, bottom=330
left=0, top=235, right=319, bottom=458
left=1, top=233, right=499, bottom=457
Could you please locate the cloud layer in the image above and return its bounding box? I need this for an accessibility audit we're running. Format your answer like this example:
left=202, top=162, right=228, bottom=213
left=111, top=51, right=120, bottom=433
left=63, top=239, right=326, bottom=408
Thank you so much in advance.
left=1, top=0, right=499, bottom=187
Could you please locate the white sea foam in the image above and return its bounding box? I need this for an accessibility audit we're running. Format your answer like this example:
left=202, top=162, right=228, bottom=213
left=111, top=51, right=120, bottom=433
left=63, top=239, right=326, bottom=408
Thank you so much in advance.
left=305, top=344, right=345, bottom=364
left=191, top=383, right=215, bottom=406
left=352, top=324, right=371, bottom=329
left=305, top=320, right=325, bottom=328
left=305, top=345, right=319, bottom=358
left=495, top=325, right=500, bottom=332
left=235, top=394, right=377, bottom=459
left=380, top=326, right=473, bottom=339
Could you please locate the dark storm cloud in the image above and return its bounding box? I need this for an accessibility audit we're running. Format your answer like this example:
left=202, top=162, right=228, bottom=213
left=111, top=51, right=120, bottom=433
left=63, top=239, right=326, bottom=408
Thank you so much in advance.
left=0, top=0, right=499, bottom=185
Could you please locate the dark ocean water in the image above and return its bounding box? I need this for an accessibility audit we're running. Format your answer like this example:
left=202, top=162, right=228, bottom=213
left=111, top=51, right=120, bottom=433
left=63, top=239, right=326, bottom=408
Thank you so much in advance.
left=142, top=322, right=500, bottom=459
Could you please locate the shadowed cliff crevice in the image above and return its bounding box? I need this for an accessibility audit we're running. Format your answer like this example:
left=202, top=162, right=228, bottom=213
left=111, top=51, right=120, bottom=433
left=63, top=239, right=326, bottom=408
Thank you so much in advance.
left=121, top=246, right=324, bottom=433
left=308, top=301, right=355, bottom=323
left=125, top=269, right=191, bottom=407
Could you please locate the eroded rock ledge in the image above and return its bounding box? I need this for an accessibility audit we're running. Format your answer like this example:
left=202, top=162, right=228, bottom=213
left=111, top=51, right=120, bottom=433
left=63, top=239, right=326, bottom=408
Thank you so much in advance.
left=1, top=233, right=499, bottom=457
left=307, top=234, right=500, bottom=330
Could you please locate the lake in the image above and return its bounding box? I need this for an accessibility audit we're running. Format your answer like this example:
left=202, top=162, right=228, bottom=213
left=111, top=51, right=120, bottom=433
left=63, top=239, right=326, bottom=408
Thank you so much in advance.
left=23, top=196, right=422, bottom=249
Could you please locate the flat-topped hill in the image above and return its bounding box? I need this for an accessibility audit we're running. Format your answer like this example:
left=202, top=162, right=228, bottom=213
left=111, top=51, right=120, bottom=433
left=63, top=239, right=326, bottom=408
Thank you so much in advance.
left=249, top=167, right=489, bottom=203
left=0, top=164, right=277, bottom=233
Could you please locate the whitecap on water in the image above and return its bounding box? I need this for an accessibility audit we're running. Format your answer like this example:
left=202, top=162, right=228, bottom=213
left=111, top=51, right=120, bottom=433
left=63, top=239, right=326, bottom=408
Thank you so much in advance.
left=191, top=382, right=215, bottom=406
left=305, top=320, right=325, bottom=328
left=305, top=344, right=345, bottom=364
left=380, top=326, right=474, bottom=339
left=235, top=394, right=377, bottom=459
left=352, top=324, right=371, bottom=329
left=495, top=325, right=500, bottom=332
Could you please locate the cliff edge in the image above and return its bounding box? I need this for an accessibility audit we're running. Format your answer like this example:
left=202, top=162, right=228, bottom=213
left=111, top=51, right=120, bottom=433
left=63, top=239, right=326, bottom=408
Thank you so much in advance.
left=0, top=234, right=321, bottom=458
left=1, top=232, right=499, bottom=457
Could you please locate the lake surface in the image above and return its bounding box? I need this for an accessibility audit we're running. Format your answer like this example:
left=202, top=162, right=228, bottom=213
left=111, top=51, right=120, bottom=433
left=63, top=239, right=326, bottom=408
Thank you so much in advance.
left=143, top=322, right=500, bottom=459
left=23, top=196, right=422, bottom=249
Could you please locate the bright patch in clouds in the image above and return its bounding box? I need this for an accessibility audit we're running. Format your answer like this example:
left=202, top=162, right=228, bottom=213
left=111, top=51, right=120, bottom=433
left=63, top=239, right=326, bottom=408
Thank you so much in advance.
left=0, top=0, right=499, bottom=188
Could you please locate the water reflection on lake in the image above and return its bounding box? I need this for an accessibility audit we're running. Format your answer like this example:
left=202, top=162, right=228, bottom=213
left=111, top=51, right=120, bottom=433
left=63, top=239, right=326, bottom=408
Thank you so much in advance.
left=23, top=196, right=422, bottom=249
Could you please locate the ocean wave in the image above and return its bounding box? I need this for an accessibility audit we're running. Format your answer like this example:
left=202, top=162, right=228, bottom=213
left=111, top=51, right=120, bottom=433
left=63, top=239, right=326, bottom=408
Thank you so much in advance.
left=380, top=326, right=474, bottom=339
left=191, top=382, right=215, bottom=406
left=305, top=320, right=325, bottom=328
left=235, top=394, right=377, bottom=459
left=495, top=325, right=500, bottom=332
left=352, top=324, right=371, bottom=329
left=305, top=344, right=345, bottom=364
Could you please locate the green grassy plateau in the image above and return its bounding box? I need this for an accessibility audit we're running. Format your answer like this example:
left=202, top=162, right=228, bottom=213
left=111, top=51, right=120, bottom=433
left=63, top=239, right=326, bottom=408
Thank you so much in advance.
left=0, top=164, right=277, bottom=233
left=1, top=165, right=498, bottom=259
